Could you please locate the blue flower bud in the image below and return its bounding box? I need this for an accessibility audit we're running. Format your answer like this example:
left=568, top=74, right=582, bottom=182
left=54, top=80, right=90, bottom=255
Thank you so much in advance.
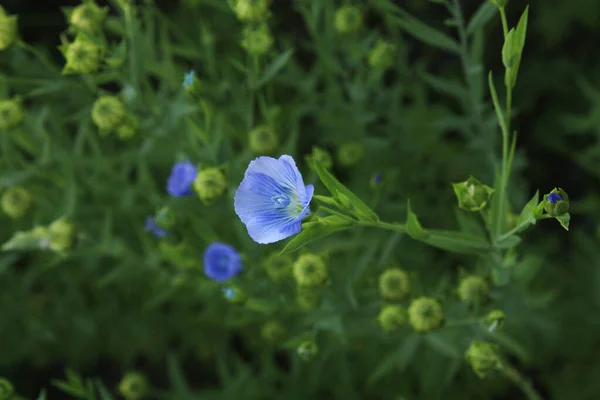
left=145, top=217, right=168, bottom=238
left=543, top=188, right=569, bottom=217
left=167, top=161, right=198, bottom=197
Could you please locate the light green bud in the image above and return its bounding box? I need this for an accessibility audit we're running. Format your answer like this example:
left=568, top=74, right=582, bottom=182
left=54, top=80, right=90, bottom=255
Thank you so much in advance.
left=261, top=321, right=286, bottom=344
left=293, top=253, right=328, bottom=287
left=377, top=304, right=408, bottom=332
left=378, top=268, right=411, bottom=301
left=263, top=252, right=293, bottom=281
left=241, top=23, right=273, bottom=56
left=452, top=176, right=495, bottom=212
left=62, top=36, right=102, bottom=74
left=310, top=146, right=333, bottom=169
left=69, top=2, right=107, bottom=32
left=337, top=141, right=365, bottom=167
left=465, top=340, right=501, bottom=378
left=91, top=95, right=126, bottom=134
left=483, top=309, right=506, bottom=332
left=408, top=297, right=444, bottom=333
left=457, top=275, right=489, bottom=303
left=334, top=5, right=363, bottom=34
left=297, top=340, right=318, bottom=361
left=118, top=371, right=149, bottom=400
left=0, top=97, right=23, bottom=130
left=296, top=287, right=321, bottom=310
left=116, top=114, right=139, bottom=140
left=233, top=0, right=272, bottom=22
left=47, top=218, right=75, bottom=251
left=1, top=187, right=32, bottom=219
left=249, top=125, right=278, bottom=154
left=193, top=167, right=227, bottom=204
left=368, top=40, right=396, bottom=70
left=0, top=7, right=17, bottom=51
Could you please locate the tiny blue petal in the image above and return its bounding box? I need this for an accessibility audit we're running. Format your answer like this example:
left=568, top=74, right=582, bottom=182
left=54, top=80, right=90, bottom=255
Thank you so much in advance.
left=167, top=161, right=198, bottom=197
left=145, top=217, right=168, bottom=238
left=183, top=71, right=195, bottom=87
left=374, top=173, right=382, bottom=184
left=548, top=192, right=562, bottom=204
left=203, top=242, right=243, bottom=282
left=222, top=287, right=236, bottom=300
left=234, top=155, right=314, bottom=244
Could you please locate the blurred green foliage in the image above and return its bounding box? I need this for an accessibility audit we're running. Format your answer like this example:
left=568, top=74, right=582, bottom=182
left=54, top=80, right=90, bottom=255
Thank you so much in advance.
left=0, top=0, right=600, bottom=399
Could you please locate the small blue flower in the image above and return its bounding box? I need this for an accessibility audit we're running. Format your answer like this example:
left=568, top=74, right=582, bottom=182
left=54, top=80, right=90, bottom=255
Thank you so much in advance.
left=374, top=173, right=382, bottom=184
left=145, top=217, right=168, bottom=238
left=222, top=287, right=236, bottom=300
left=547, top=192, right=562, bottom=204
left=234, top=155, right=314, bottom=244
left=167, top=161, right=198, bottom=197
left=203, top=242, right=243, bottom=282
left=182, top=70, right=195, bottom=87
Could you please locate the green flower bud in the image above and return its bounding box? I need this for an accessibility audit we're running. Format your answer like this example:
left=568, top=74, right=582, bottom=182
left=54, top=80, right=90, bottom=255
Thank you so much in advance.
left=92, top=95, right=125, bottom=133
left=69, top=2, right=107, bottom=32
left=233, top=0, right=272, bottom=22
left=193, top=167, right=227, bottom=204
left=0, top=377, right=15, bottom=400
left=296, top=287, right=321, bottom=310
left=483, top=309, right=506, bottom=332
left=379, top=268, right=411, bottom=301
left=293, top=253, right=328, bottom=287
left=118, top=371, right=149, bottom=400
left=249, top=125, right=278, bottom=154
left=408, top=297, right=444, bottom=333
left=261, top=321, right=286, bottom=344
left=116, top=114, right=139, bottom=140
left=543, top=188, right=569, bottom=217
left=154, top=207, right=176, bottom=230
left=452, top=176, right=495, bottom=212
left=465, top=340, right=501, bottom=378
left=62, top=36, right=102, bottom=74
left=222, top=286, right=247, bottom=304
left=263, top=252, right=293, bottom=281
left=1, top=187, right=33, bottom=219
left=457, top=275, right=489, bottom=303
left=377, top=304, right=408, bottom=332
left=368, top=40, right=396, bottom=70
left=310, top=146, right=333, bottom=169
left=489, top=0, right=508, bottom=8
left=0, top=7, right=17, bottom=51
left=0, top=97, right=23, bottom=130
left=241, top=23, right=273, bottom=56
left=297, top=340, right=318, bottom=361
left=47, top=218, right=75, bottom=251
left=334, top=5, right=363, bottom=34
left=337, top=141, right=365, bottom=167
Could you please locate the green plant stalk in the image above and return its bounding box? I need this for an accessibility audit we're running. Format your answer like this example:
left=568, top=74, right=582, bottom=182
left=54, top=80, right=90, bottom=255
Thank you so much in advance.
left=498, top=362, right=543, bottom=400
left=357, top=220, right=406, bottom=233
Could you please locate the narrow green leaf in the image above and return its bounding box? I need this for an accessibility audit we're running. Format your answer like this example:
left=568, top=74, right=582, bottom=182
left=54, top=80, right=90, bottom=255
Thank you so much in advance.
left=488, top=72, right=508, bottom=135
left=406, top=200, right=429, bottom=240
left=166, top=354, right=191, bottom=392
left=423, top=229, right=490, bottom=254
left=556, top=213, right=570, bottom=231
left=425, top=332, right=461, bottom=358
left=495, top=234, right=521, bottom=249
left=313, top=158, right=379, bottom=222
left=466, top=2, right=497, bottom=35
left=254, top=49, right=294, bottom=89
left=501, top=28, right=517, bottom=69
left=387, top=10, right=460, bottom=53
left=95, top=380, right=115, bottom=400
left=280, top=218, right=353, bottom=254
left=50, top=380, right=85, bottom=398
left=516, top=190, right=539, bottom=229
left=514, top=6, right=530, bottom=51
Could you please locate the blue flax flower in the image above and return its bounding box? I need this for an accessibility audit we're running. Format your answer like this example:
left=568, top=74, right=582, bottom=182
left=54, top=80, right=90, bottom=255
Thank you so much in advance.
left=547, top=192, right=562, bottom=204
left=167, top=161, right=198, bottom=197
left=203, top=242, right=243, bottom=282
left=145, top=217, right=168, bottom=238
left=234, top=155, right=314, bottom=244
left=182, top=71, right=195, bottom=87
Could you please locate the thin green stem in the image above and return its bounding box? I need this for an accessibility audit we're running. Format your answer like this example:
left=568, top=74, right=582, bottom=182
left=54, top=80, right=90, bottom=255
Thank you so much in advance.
left=499, top=7, right=510, bottom=38
left=498, top=362, right=543, bottom=400
left=357, top=220, right=406, bottom=233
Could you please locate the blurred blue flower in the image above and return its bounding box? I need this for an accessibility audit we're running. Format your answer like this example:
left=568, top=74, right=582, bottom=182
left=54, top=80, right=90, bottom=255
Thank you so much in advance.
left=145, top=217, right=168, bottom=238
left=182, top=71, right=195, bottom=87
left=234, top=155, right=314, bottom=244
left=374, top=173, right=382, bottom=184
left=547, top=192, right=562, bottom=204
left=167, top=161, right=198, bottom=197
left=203, top=242, right=243, bottom=282
left=222, top=287, right=236, bottom=300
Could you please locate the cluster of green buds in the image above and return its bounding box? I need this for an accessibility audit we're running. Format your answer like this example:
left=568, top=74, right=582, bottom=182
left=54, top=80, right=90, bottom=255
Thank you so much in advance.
left=248, top=125, right=279, bottom=154
left=59, top=34, right=103, bottom=74
left=193, top=167, right=227, bottom=204
left=337, top=141, right=365, bottom=167
left=231, top=0, right=272, bottom=22
left=465, top=340, right=502, bottom=378
left=0, top=6, right=17, bottom=51
left=457, top=275, right=489, bottom=303
left=378, top=267, right=411, bottom=301
left=0, top=97, right=23, bottom=130
left=1, top=217, right=75, bottom=253
left=241, top=23, right=273, bottom=56
left=407, top=297, right=444, bottom=333
left=452, top=176, right=495, bottom=212
left=118, top=371, right=149, bottom=400
left=261, top=320, right=286, bottom=344
left=334, top=5, right=363, bottom=34
left=292, top=252, right=328, bottom=287
left=66, top=1, right=108, bottom=33
left=91, top=95, right=139, bottom=140
left=263, top=252, right=293, bottom=281
left=368, top=39, right=397, bottom=71
left=1, top=186, right=33, bottom=219
left=377, top=304, right=408, bottom=332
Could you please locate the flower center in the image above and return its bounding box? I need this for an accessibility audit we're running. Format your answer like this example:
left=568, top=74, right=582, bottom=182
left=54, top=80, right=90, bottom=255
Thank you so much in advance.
left=272, top=193, right=291, bottom=208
